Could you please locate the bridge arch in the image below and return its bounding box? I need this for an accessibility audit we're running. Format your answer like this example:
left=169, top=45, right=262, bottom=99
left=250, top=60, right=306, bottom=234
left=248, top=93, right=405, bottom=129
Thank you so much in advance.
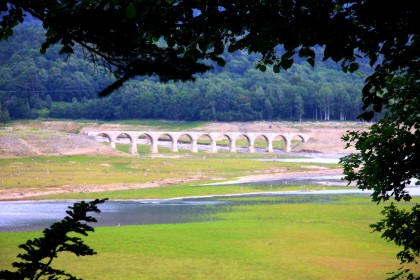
left=134, top=133, right=154, bottom=154
left=196, top=133, right=214, bottom=153
left=270, top=134, right=289, bottom=152
left=232, top=133, right=252, bottom=152
left=154, top=133, right=175, bottom=153
left=212, top=134, right=232, bottom=153
left=95, top=132, right=116, bottom=148
left=176, top=133, right=194, bottom=153
left=253, top=134, right=270, bottom=152
left=115, top=132, right=136, bottom=154
left=289, top=133, right=309, bottom=151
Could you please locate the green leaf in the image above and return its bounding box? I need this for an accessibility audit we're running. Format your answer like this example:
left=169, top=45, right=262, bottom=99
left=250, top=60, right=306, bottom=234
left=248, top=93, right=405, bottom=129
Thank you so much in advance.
left=126, top=3, right=137, bottom=19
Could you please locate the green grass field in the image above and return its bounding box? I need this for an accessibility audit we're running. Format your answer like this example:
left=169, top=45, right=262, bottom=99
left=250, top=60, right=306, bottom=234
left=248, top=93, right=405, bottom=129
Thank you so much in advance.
left=1, top=195, right=418, bottom=279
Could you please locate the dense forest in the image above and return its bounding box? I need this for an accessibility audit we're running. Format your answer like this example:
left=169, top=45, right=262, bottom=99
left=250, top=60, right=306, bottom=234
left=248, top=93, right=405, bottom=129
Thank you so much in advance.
left=0, top=20, right=373, bottom=123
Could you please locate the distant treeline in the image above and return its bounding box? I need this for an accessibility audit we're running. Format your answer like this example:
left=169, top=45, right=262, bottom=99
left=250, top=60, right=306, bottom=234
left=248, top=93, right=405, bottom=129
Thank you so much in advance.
left=0, top=20, right=374, bottom=122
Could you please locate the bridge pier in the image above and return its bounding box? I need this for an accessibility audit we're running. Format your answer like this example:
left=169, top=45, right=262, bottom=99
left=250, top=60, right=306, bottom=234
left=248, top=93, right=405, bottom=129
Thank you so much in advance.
left=151, top=141, right=159, bottom=153
left=229, top=142, right=237, bottom=153
left=247, top=134, right=256, bottom=153
left=209, top=140, right=217, bottom=153
left=191, top=139, right=198, bottom=153
left=129, top=142, right=138, bottom=155
left=284, top=134, right=292, bottom=153
left=208, top=133, right=218, bottom=153
left=267, top=138, right=274, bottom=153
left=171, top=141, right=178, bottom=153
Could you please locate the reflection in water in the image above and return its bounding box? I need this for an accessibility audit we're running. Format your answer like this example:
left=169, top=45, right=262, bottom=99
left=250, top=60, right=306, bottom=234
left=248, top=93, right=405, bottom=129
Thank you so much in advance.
left=0, top=193, right=368, bottom=232
left=0, top=199, right=227, bottom=232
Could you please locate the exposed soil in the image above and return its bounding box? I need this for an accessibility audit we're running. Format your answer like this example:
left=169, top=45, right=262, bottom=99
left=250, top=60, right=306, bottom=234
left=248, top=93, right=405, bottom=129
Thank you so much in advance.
left=0, top=175, right=210, bottom=201
left=0, top=127, right=126, bottom=158
left=0, top=120, right=369, bottom=200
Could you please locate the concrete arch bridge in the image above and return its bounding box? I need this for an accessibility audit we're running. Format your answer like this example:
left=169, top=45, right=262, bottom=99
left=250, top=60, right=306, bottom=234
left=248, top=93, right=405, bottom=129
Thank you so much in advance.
left=88, top=131, right=310, bottom=155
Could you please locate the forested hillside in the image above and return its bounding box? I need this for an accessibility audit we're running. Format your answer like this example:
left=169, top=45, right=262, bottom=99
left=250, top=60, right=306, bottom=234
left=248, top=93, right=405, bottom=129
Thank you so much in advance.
left=0, top=20, right=372, bottom=122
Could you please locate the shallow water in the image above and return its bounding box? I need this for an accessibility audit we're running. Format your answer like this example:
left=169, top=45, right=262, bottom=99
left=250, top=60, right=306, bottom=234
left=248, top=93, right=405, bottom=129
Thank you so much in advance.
left=0, top=199, right=225, bottom=232
left=0, top=194, right=339, bottom=232
left=2, top=188, right=419, bottom=232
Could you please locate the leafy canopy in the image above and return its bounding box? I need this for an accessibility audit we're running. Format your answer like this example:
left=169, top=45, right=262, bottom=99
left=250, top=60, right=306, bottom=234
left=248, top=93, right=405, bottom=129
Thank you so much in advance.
left=1, top=1, right=418, bottom=107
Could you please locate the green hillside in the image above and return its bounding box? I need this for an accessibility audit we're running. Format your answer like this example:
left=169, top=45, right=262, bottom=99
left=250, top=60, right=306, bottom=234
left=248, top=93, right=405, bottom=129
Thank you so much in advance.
left=0, top=19, right=373, bottom=122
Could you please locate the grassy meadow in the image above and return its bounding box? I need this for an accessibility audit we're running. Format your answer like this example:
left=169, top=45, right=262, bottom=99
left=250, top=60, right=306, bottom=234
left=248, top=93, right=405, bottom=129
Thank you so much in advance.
left=1, top=195, right=419, bottom=279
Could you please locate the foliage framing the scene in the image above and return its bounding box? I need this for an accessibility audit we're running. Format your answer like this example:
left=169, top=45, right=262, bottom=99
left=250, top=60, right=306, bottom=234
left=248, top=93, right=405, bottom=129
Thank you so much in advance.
left=1, top=0, right=419, bottom=277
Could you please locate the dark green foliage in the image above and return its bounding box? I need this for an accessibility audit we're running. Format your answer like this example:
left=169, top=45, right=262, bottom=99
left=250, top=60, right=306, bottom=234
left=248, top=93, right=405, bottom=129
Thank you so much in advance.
left=371, top=204, right=420, bottom=280
left=341, top=122, right=418, bottom=203
left=0, top=21, right=367, bottom=122
left=0, top=103, right=10, bottom=123
left=2, top=1, right=416, bottom=103
left=371, top=204, right=419, bottom=265
left=0, top=198, right=108, bottom=280
left=341, top=73, right=419, bottom=277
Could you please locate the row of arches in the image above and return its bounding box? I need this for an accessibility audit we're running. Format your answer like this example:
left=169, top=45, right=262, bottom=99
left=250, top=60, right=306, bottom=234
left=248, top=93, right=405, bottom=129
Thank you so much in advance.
left=88, top=131, right=310, bottom=155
